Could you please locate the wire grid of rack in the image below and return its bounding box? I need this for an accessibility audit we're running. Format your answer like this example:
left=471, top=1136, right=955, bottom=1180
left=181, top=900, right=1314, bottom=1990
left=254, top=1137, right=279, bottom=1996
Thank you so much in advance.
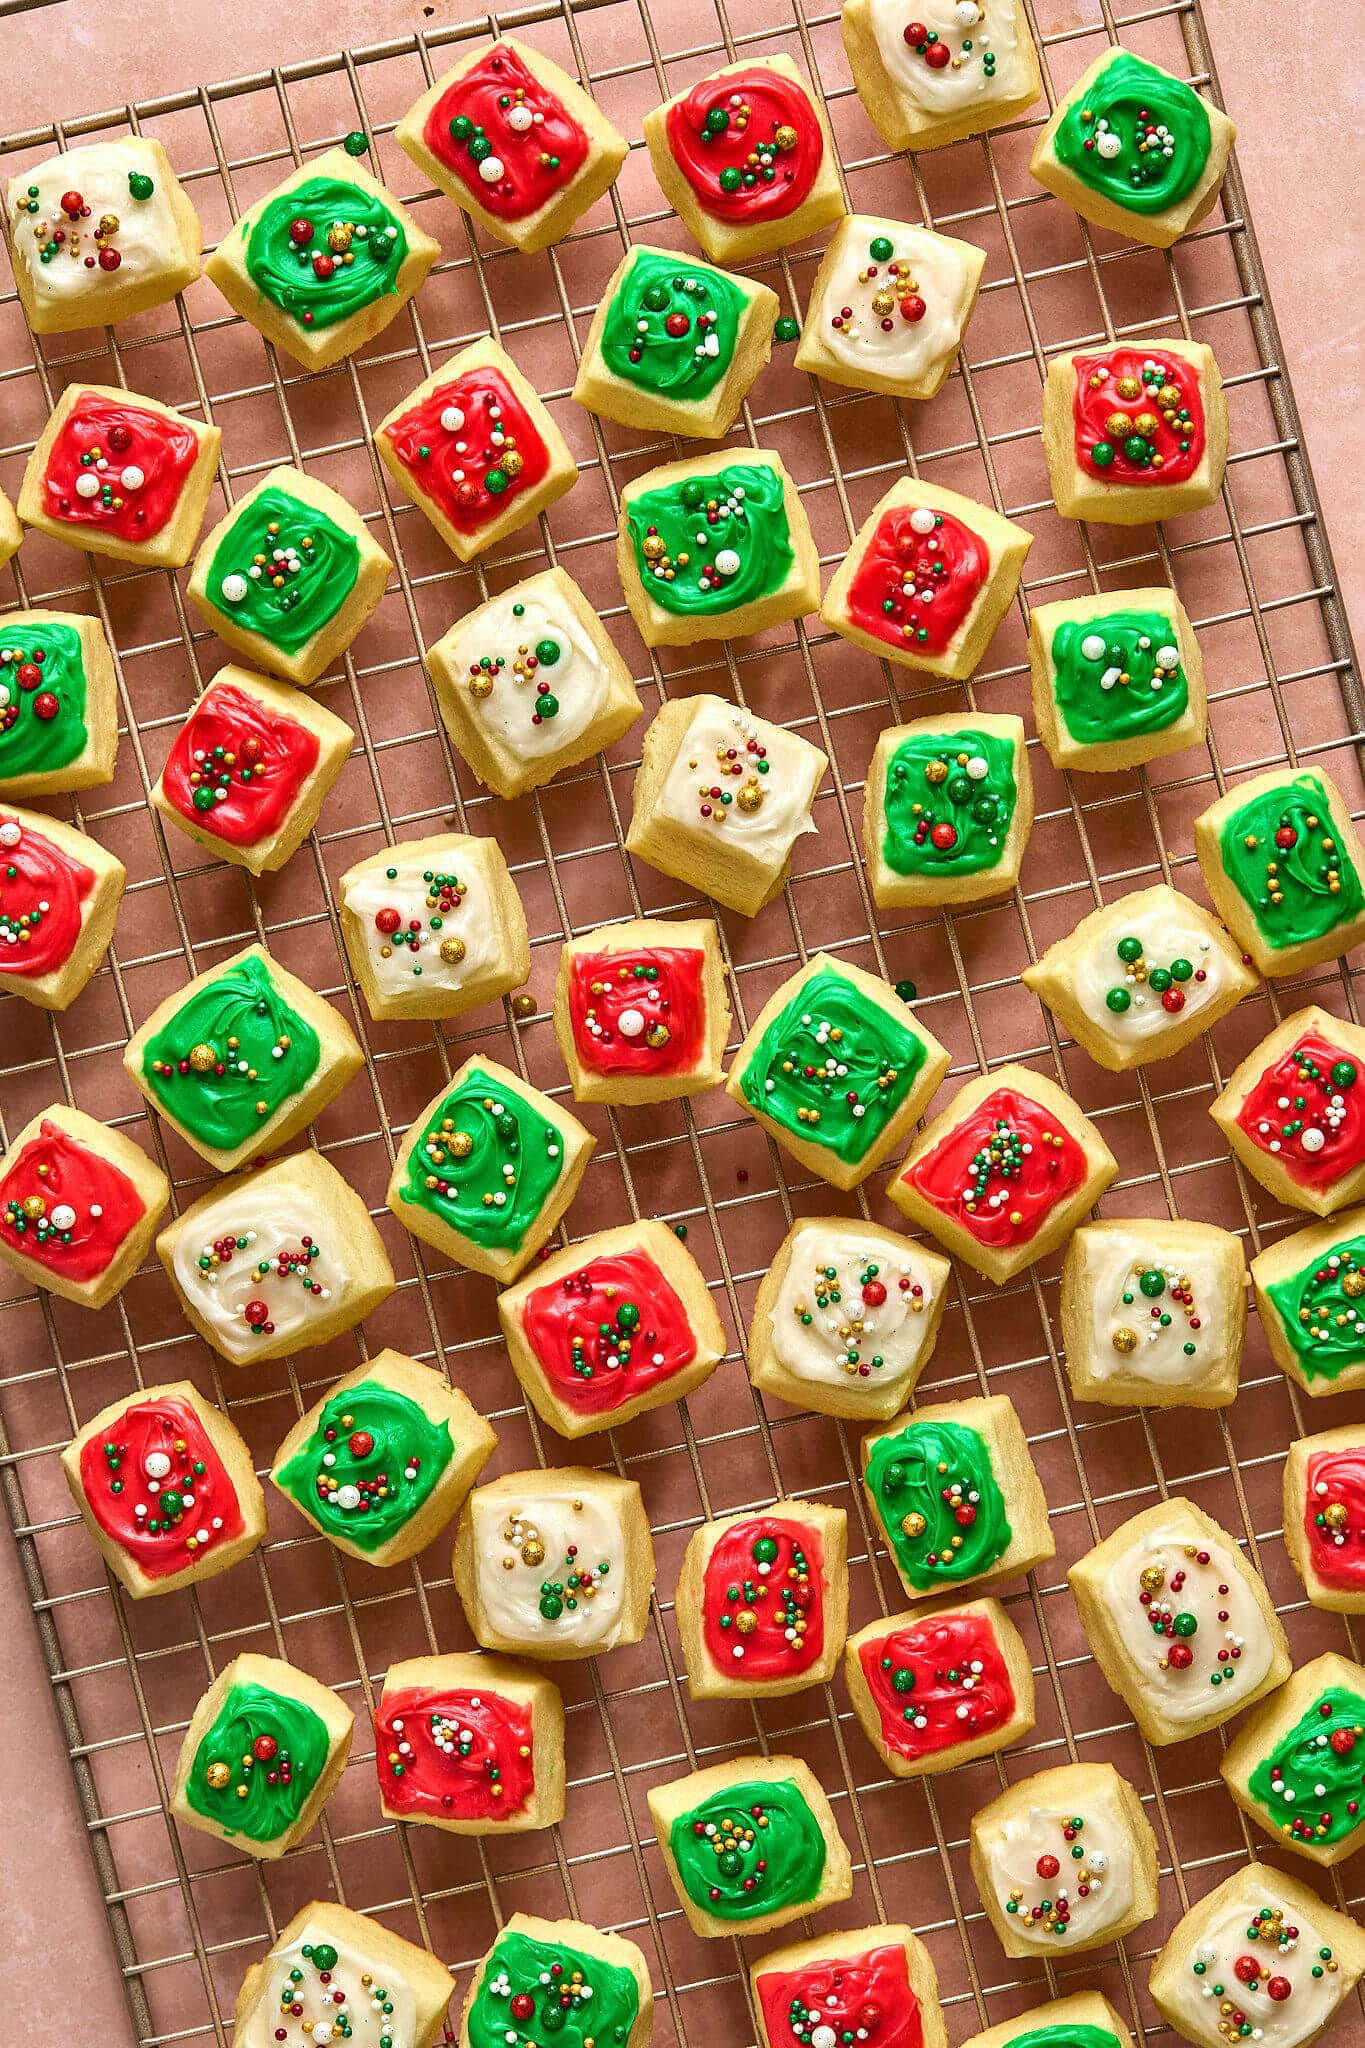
left=1, top=0, right=1363, bottom=2043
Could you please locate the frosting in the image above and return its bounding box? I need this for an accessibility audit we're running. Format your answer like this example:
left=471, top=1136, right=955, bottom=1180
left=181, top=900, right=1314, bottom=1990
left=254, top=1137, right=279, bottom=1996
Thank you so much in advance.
left=0, top=622, right=89, bottom=785
left=205, top=485, right=360, bottom=654
left=903, top=1084, right=1088, bottom=1249
left=236, top=1922, right=416, bottom=2048
left=423, top=42, right=589, bottom=222
left=519, top=1247, right=700, bottom=1418
left=865, top=1415, right=1011, bottom=1591
left=1068, top=906, right=1222, bottom=1044
left=1004, top=2031, right=1121, bottom=2048
left=243, top=174, right=408, bottom=331
left=0, top=812, right=95, bottom=978
left=1246, top=1685, right=1365, bottom=1850
left=439, top=587, right=606, bottom=759
left=1218, top=774, right=1365, bottom=954
left=1050, top=607, right=1188, bottom=748
left=1161, top=1893, right=1346, bottom=2048
left=566, top=943, right=707, bottom=1080
left=755, top=1942, right=923, bottom=2048
left=657, top=699, right=821, bottom=861
left=160, top=678, right=320, bottom=847
left=1235, top=1031, right=1365, bottom=1189
left=1082, top=1232, right=1227, bottom=1386
left=1303, top=1445, right=1365, bottom=1592
left=1071, top=347, right=1205, bottom=487
left=395, top=1065, right=568, bottom=1254
left=8, top=141, right=183, bottom=311
left=139, top=950, right=320, bottom=1154
left=768, top=1222, right=939, bottom=1394
left=859, top=1608, right=1016, bottom=1763
left=699, top=1515, right=826, bottom=1682
left=880, top=727, right=1017, bottom=877
left=1266, top=1231, right=1365, bottom=1383
left=668, top=1775, right=827, bottom=1920
left=77, top=1392, right=245, bottom=1578
left=0, top=1117, right=144, bottom=1283
left=375, top=1682, right=534, bottom=1823
left=977, top=1794, right=1135, bottom=1948
left=466, top=1485, right=630, bottom=1652
left=382, top=366, right=550, bottom=537
left=601, top=248, right=747, bottom=402
left=867, top=0, right=1030, bottom=114
left=1053, top=52, right=1212, bottom=217
left=848, top=503, right=989, bottom=658
left=663, top=66, right=823, bottom=225
left=1097, top=1519, right=1276, bottom=1725
left=274, top=1379, right=454, bottom=1551
left=341, top=850, right=501, bottom=1001
left=41, top=391, right=200, bottom=544
left=737, top=964, right=930, bottom=1165
left=169, top=1184, right=348, bottom=1363
left=815, top=222, right=974, bottom=383
left=184, top=1676, right=331, bottom=1843
left=626, top=462, right=795, bottom=618
left=464, top=1928, right=638, bottom=2048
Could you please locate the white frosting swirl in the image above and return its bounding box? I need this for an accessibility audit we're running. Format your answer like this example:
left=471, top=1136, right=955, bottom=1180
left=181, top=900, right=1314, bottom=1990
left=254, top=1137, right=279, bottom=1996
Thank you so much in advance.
left=769, top=1222, right=939, bottom=1394
left=237, top=1922, right=416, bottom=2048
left=1162, top=1894, right=1346, bottom=2048
left=657, top=700, right=822, bottom=862
left=170, top=1187, right=346, bottom=1366
left=868, top=0, right=1029, bottom=114
left=815, top=220, right=976, bottom=381
left=1071, top=907, right=1222, bottom=1044
left=340, top=849, right=501, bottom=1001
left=442, top=592, right=606, bottom=761
left=1084, top=1232, right=1227, bottom=1387
left=468, top=1487, right=628, bottom=1653
left=977, top=1793, right=1135, bottom=1949
left=7, top=140, right=183, bottom=311
left=1098, top=1520, right=1275, bottom=1728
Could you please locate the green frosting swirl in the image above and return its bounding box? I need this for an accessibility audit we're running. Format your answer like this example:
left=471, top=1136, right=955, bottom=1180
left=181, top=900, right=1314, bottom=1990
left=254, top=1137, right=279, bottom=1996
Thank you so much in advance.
left=1053, top=51, right=1212, bottom=216
left=1006, top=2030, right=1122, bottom=2048
left=1218, top=772, right=1365, bottom=952
left=882, top=726, right=1018, bottom=878
left=397, top=1063, right=568, bottom=1253
left=274, top=1378, right=454, bottom=1553
left=206, top=483, right=360, bottom=654
left=465, top=1928, right=639, bottom=2048
left=140, top=950, right=320, bottom=1154
left=1266, top=1232, right=1365, bottom=1382
left=865, top=1417, right=1012, bottom=1592
left=1247, top=1685, right=1365, bottom=1848
left=0, top=622, right=88, bottom=783
left=738, top=964, right=928, bottom=1165
left=185, top=1677, right=331, bottom=1844
left=601, top=248, right=746, bottom=402
left=1051, top=608, right=1188, bottom=747
left=243, top=174, right=408, bottom=330
left=668, top=1776, right=827, bottom=1921
left=625, top=462, right=793, bottom=616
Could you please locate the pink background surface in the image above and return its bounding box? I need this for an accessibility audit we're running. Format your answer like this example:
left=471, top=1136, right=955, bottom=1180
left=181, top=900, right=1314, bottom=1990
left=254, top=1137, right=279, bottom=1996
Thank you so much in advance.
left=0, top=1, right=1360, bottom=2041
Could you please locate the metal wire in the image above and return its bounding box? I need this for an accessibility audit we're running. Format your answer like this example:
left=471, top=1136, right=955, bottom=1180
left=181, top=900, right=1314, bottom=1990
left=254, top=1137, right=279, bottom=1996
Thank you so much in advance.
left=0, top=1, right=1362, bottom=2045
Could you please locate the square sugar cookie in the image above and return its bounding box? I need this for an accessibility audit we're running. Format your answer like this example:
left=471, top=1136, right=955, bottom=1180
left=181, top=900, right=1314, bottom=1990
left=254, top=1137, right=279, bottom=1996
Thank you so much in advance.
left=726, top=952, right=951, bottom=1191
left=962, top=1996, right=1136, bottom=2048
left=617, top=444, right=820, bottom=649
left=0, top=804, right=125, bottom=1010
left=574, top=242, right=779, bottom=439
left=61, top=1379, right=264, bottom=1598
left=0, top=1104, right=168, bottom=1311
left=845, top=1595, right=1035, bottom=1779
left=377, top=336, right=577, bottom=564
left=1283, top=1422, right=1365, bottom=1614
left=124, top=941, right=363, bottom=1174
left=1194, top=765, right=1365, bottom=978
left=1148, top=1862, right=1365, bottom=2048
left=396, top=37, right=628, bottom=256
left=1068, top=1496, right=1290, bottom=1745
left=887, top=1062, right=1117, bottom=1285
left=748, top=1215, right=951, bottom=1422
left=626, top=693, right=827, bottom=917
left=1030, top=48, right=1235, bottom=250
left=387, top=1055, right=594, bottom=1285
left=339, top=831, right=529, bottom=1023
left=452, top=1466, right=655, bottom=1661
left=751, top=1924, right=947, bottom=2048
left=425, top=564, right=640, bottom=798
left=271, top=1349, right=495, bottom=1566
left=0, top=609, right=118, bottom=801
left=1028, top=584, right=1207, bottom=773
left=5, top=138, right=202, bottom=334
left=1250, top=1208, right=1365, bottom=1400
left=795, top=214, right=985, bottom=400
left=19, top=383, right=220, bottom=569
left=157, top=1148, right=395, bottom=1367
left=232, top=1901, right=454, bottom=2048
left=375, top=1651, right=565, bottom=1835
left=1220, top=1651, right=1365, bottom=1867
left=171, top=1650, right=353, bottom=1860
left=1211, top=1006, right=1365, bottom=1218
left=459, top=1914, right=650, bottom=2048
left=188, top=465, right=392, bottom=688
left=1060, top=1218, right=1246, bottom=1410
left=970, top=1760, right=1158, bottom=1958
left=840, top=0, right=1041, bottom=156
left=1022, top=884, right=1255, bottom=1072
left=862, top=1393, right=1055, bottom=1601
left=822, top=476, right=1031, bottom=679
left=205, top=147, right=439, bottom=373
left=643, top=55, right=845, bottom=267
left=863, top=712, right=1033, bottom=909
left=676, top=1497, right=848, bottom=1700
left=1043, top=337, right=1229, bottom=524
left=553, top=915, right=730, bottom=1105
left=496, top=1216, right=727, bottom=1438
left=648, top=1753, right=852, bottom=1939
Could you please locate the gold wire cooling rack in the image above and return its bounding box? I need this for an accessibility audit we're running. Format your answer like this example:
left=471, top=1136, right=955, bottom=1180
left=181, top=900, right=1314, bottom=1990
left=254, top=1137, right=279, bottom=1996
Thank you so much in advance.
left=1, top=0, right=1363, bottom=2044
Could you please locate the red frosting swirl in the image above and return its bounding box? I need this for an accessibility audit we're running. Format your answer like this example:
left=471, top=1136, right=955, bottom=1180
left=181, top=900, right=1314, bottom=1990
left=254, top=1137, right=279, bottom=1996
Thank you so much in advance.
left=566, top=945, right=707, bottom=1079
left=519, top=1248, right=699, bottom=1416
left=846, top=503, right=989, bottom=657
left=1234, top=1030, right=1365, bottom=1191
left=381, top=368, right=551, bottom=536
left=755, top=1943, right=923, bottom=2048
left=160, top=680, right=320, bottom=848
left=374, top=1683, right=535, bottom=1822
left=1072, top=346, right=1205, bottom=487
left=0, top=1117, right=146, bottom=1283
left=902, top=1085, right=1089, bottom=1248
left=1303, top=1445, right=1365, bottom=1591
left=0, top=813, right=94, bottom=979
left=664, top=65, right=823, bottom=224
left=701, top=1514, right=825, bottom=1682
left=42, top=392, right=201, bottom=543
left=77, top=1393, right=246, bottom=1578
left=858, top=1609, right=1016, bottom=1763
left=423, top=42, right=589, bottom=220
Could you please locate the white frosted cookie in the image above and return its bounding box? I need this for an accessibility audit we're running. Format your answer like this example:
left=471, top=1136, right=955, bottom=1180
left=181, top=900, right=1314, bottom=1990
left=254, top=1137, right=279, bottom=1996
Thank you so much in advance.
left=231, top=1899, right=454, bottom=2048
left=841, top=0, right=1041, bottom=155
left=795, top=214, right=985, bottom=400
left=5, top=138, right=202, bottom=333
left=338, top=832, right=530, bottom=1023
left=1060, top=1219, right=1245, bottom=1409
left=969, top=1760, right=1158, bottom=1958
